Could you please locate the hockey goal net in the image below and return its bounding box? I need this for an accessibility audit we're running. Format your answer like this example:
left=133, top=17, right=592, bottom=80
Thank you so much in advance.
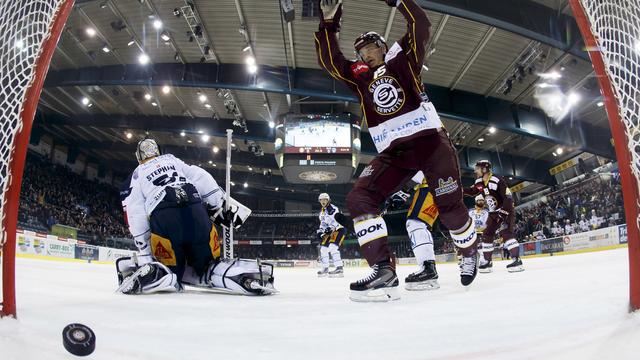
left=569, top=0, right=640, bottom=311
left=0, top=0, right=74, bottom=318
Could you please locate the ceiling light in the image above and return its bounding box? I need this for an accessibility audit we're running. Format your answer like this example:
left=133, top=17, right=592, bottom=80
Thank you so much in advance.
left=242, top=45, right=251, bottom=52
left=552, top=152, right=557, bottom=157
left=537, top=83, right=552, bottom=88
left=162, top=85, right=171, bottom=94
left=187, top=139, right=193, bottom=144
left=567, top=92, right=581, bottom=106
left=597, top=101, right=604, bottom=107
left=144, top=93, right=151, bottom=100
left=198, top=130, right=204, bottom=134
left=87, top=103, right=93, bottom=108
left=125, top=132, right=133, bottom=139
left=248, top=64, right=258, bottom=74
left=160, top=31, right=170, bottom=42
left=208, top=160, right=213, bottom=164
left=151, top=102, right=158, bottom=107
left=268, top=121, right=275, bottom=128
left=201, top=134, right=210, bottom=142
left=198, top=94, right=207, bottom=103
left=86, top=28, right=96, bottom=37
left=488, top=126, right=496, bottom=134
left=248, top=167, right=253, bottom=171
left=231, top=182, right=235, bottom=187
left=138, top=53, right=150, bottom=64
left=212, top=146, right=219, bottom=153
left=127, top=39, right=135, bottom=47
left=204, top=103, right=212, bottom=109
left=635, top=40, right=640, bottom=54
left=153, top=19, right=162, bottom=29
left=539, top=71, right=561, bottom=80
left=245, top=56, right=256, bottom=66
left=231, top=143, right=236, bottom=148
left=509, top=176, right=513, bottom=180
left=15, top=39, right=24, bottom=49
left=81, top=97, right=89, bottom=105
left=243, top=182, right=248, bottom=188
left=180, top=131, right=186, bottom=137
left=274, top=187, right=279, bottom=191
left=212, top=164, right=217, bottom=167
left=557, top=147, right=564, bottom=155
left=478, top=138, right=484, bottom=142
left=101, top=46, right=110, bottom=53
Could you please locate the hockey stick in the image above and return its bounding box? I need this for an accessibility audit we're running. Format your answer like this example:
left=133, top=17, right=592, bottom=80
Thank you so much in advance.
left=222, top=129, right=234, bottom=260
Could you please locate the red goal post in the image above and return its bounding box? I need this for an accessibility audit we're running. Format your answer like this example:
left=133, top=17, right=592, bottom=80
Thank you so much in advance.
left=569, top=0, right=640, bottom=311
left=0, top=0, right=75, bottom=318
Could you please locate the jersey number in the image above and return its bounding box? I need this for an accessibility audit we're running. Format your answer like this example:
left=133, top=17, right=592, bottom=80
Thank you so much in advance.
left=152, top=171, right=186, bottom=187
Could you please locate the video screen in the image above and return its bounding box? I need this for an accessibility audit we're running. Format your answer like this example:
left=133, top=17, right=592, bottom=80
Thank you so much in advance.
left=284, top=118, right=351, bottom=154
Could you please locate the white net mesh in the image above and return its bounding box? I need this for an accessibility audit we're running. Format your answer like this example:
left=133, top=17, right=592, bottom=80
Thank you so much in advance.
left=0, top=0, right=66, bottom=249
left=577, top=0, right=640, bottom=230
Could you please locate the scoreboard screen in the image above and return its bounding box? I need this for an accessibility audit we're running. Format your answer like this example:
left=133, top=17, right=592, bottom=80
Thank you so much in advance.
left=283, top=115, right=352, bottom=154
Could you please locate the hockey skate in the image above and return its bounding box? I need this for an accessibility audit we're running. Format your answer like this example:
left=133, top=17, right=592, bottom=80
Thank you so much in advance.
left=328, top=266, right=344, bottom=278
left=506, top=257, right=524, bottom=272
left=317, top=268, right=329, bottom=277
left=460, top=252, right=479, bottom=287
left=478, top=260, right=493, bottom=273
left=349, top=263, right=400, bottom=302
left=405, top=260, right=440, bottom=291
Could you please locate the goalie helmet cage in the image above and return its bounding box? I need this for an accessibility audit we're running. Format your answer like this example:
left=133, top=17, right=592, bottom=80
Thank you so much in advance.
left=569, top=0, right=640, bottom=311
left=0, top=0, right=75, bottom=318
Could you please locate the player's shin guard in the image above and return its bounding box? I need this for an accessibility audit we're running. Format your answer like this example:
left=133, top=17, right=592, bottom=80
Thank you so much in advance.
left=354, top=216, right=392, bottom=265
left=479, top=242, right=494, bottom=273
left=504, top=239, right=524, bottom=272
left=206, top=259, right=277, bottom=295
left=450, top=219, right=479, bottom=286
left=117, top=262, right=180, bottom=295
left=320, top=246, right=330, bottom=271
left=406, top=219, right=436, bottom=263
left=328, top=243, right=344, bottom=277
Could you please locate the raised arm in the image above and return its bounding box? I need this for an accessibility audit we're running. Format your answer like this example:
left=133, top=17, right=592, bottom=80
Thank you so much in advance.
left=392, top=0, right=431, bottom=71
left=314, top=0, right=357, bottom=86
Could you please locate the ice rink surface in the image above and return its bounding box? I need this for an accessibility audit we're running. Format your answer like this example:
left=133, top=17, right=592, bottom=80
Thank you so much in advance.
left=1, top=248, right=639, bottom=360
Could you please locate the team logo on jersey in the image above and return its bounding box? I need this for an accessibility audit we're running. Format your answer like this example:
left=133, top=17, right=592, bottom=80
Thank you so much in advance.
left=434, top=177, right=459, bottom=197
left=359, top=165, right=375, bottom=178
left=368, top=75, right=405, bottom=115
left=485, top=195, right=497, bottom=211
left=351, top=61, right=369, bottom=76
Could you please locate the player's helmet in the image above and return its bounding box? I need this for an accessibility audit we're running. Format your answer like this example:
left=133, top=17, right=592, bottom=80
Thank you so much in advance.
left=354, top=31, right=387, bottom=59
left=474, top=160, right=492, bottom=174
left=135, top=138, right=161, bottom=164
left=318, top=193, right=331, bottom=202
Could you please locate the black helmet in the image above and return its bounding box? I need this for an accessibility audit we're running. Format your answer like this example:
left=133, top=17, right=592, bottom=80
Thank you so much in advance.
left=474, top=159, right=492, bottom=174
left=354, top=31, right=387, bottom=58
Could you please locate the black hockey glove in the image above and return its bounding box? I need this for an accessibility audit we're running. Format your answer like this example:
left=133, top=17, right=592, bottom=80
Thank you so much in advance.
left=389, top=190, right=411, bottom=209
left=496, top=208, right=509, bottom=222
left=318, top=0, right=342, bottom=32
left=378, top=0, right=400, bottom=7
left=323, top=227, right=333, bottom=235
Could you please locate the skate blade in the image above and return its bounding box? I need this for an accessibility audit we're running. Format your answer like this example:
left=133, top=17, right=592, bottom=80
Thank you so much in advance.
left=507, top=265, right=524, bottom=273
left=328, top=273, right=344, bottom=278
left=317, top=274, right=328, bottom=278
left=478, top=268, right=493, bottom=273
left=405, top=280, right=440, bottom=291
left=349, top=287, right=400, bottom=302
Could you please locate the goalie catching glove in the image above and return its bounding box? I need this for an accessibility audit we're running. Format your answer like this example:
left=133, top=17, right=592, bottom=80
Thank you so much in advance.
left=207, top=196, right=252, bottom=229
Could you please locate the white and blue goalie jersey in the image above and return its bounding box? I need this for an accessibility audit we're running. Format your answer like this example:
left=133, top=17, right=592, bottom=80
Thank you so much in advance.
left=120, top=154, right=224, bottom=251
left=469, top=208, right=489, bottom=234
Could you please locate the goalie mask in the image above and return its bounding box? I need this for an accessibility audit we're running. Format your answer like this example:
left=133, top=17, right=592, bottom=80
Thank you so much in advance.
left=354, top=31, right=387, bottom=61
left=135, top=138, right=161, bottom=164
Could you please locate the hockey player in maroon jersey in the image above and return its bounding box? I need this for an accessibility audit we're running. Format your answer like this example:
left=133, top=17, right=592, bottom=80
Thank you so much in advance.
left=314, top=0, right=479, bottom=302
left=464, top=160, right=524, bottom=272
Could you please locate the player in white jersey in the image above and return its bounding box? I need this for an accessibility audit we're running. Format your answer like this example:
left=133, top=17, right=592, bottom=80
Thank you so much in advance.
left=116, top=139, right=275, bottom=296
left=389, top=171, right=440, bottom=290
left=469, top=196, right=490, bottom=272
left=316, top=193, right=346, bottom=277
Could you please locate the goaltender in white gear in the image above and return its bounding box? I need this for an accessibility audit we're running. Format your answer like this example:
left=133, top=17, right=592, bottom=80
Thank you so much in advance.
left=117, top=138, right=275, bottom=296
left=316, top=193, right=345, bottom=278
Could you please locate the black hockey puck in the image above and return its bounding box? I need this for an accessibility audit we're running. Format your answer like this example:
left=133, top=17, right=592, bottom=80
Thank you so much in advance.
left=62, top=323, right=96, bottom=357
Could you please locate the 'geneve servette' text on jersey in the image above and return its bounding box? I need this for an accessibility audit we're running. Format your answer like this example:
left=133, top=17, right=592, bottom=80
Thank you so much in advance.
left=314, top=0, right=442, bottom=153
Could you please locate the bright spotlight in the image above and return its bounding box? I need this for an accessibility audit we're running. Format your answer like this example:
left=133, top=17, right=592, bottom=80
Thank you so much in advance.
left=274, top=187, right=279, bottom=191
left=268, top=121, right=275, bottom=128
left=243, top=182, right=248, bottom=188
left=125, top=132, right=133, bottom=139
left=138, top=53, right=150, bottom=65
left=567, top=92, right=581, bottom=106
left=597, top=101, right=604, bottom=107
left=557, top=147, right=564, bottom=155
left=488, top=126, right=496, bottom=134
left=248, top=64, right=258, bottom=74
left=212, top=146, right=219, bottom=153
left=15, top=39, right=24, bottom=49
left=245, top=56, right=256, bottom=66
left=180, top=131, right=186, bottom=137
left=86, top=28, right=96, bottom=37
left=144, top=93, right=152, bottom=100
left=539, top=71, right=561, bottom=80
left=153, top=19, right=163, bottom=30
left=162, top=85, right=171, bottom=94
left=204, top=103, right=212, bottom=109
left=81, top=97, right=89, bottom=105
left=201, top=134, right=210, bottom=142
left=198, top=94, right=207, bottom=103
left=151, top=102, right=158, bottom=107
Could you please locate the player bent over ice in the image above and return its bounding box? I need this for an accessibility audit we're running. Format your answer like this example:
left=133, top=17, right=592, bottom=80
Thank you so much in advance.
left=389, top=172, right=440, bottom=290
left=315, top=0, right=479, bottom=302
left=316, top=193, right=346, bottom=278
left=116, top=139, right=276, bottom=295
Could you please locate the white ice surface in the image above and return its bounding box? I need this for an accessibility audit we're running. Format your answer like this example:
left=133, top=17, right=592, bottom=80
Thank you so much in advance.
left=1, top=248, right=639, bottom=360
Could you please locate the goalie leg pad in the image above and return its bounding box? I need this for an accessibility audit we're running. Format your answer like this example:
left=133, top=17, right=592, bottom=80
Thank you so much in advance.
left=207, top=259, right=277, bottom=296
left=117, top=262, right=180, bottom=295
